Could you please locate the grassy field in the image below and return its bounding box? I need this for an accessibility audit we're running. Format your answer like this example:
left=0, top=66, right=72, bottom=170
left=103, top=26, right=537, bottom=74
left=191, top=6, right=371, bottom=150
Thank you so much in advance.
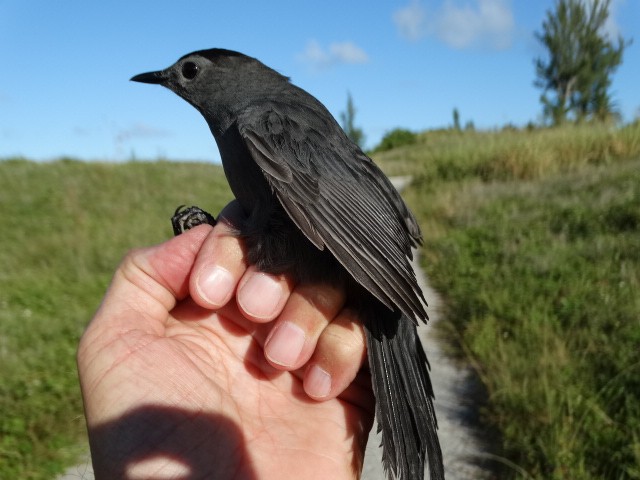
left=1, top=121, right=639, bottom=478
left=0, top=159, right=231, bottom=478
left=375, top=122, right=640, bottom=479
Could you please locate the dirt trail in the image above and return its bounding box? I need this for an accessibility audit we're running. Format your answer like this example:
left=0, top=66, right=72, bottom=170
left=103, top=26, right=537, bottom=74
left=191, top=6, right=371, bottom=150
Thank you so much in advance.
left=361, top=247, right=497, bottom=480
left=360, top=177, right=497, bottom=479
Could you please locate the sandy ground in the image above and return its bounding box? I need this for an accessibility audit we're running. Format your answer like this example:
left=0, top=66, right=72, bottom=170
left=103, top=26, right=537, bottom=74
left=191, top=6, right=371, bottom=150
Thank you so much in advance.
left=58, top=177, right=497, bottom=479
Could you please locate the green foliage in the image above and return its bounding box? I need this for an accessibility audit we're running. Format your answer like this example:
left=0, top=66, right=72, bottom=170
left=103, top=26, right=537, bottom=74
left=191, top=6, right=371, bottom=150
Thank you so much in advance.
left=452, top=108, right=461, bottom=131
left=0, top=159, right=230, bottom=478
left=534, top=0, right=630, bottom=124
left=377, top=123, right=640, bottom=478
left=339, top=91, right=365, bottom=149
left=373, top=122, right=640, bottom=180
left=373, top=128, right=418, bottom=153
left=420, top=162, right=640, bottom=478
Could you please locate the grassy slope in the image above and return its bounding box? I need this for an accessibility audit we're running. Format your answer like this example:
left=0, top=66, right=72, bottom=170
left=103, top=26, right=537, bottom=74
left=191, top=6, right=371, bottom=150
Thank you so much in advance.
left=0, top=159, right=230, bottom=479
left=1, top=122, right=639, bottom=478
left=422, top=163, right=640, bottom=479
left=375, top=122, right=640, bottom=479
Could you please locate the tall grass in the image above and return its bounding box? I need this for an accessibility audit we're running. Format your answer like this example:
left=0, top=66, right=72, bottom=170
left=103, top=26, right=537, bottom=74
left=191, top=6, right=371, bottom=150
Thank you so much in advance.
left=376, top=122, right=640, bottom=182
left=422, top=165, right=639, bottom=478
left=374, top=122, right=640, bottom=478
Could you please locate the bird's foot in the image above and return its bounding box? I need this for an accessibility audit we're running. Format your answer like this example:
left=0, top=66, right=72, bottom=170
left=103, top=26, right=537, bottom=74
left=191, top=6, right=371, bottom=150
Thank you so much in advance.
left=171, top=205, right=217, bottom=236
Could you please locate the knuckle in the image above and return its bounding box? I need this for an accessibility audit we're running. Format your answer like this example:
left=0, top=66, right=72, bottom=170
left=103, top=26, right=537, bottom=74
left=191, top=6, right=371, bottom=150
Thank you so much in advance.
left=322, top=318, right=366, bottom=362
left=297, top=283, right=345, bottom=316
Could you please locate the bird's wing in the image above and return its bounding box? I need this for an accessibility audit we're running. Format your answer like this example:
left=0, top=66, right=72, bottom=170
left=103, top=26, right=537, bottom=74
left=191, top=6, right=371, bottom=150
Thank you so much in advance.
left=237, top=99, right=426, bottom=321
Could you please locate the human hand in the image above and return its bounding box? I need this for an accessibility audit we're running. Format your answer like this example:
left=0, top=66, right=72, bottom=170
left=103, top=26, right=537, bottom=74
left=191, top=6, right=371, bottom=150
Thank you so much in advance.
left=77, top=201, right=374, bottom=479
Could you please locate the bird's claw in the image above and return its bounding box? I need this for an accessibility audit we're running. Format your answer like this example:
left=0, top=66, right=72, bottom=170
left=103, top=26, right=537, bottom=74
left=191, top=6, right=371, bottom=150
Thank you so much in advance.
left=171, top=205, right=217, bottom=236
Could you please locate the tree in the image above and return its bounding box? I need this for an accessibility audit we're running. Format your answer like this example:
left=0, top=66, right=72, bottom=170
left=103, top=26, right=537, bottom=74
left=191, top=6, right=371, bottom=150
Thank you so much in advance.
left=452, top=108, right=461, bottom=131
left=534, top=0, right=630, bottom=124
left=340, top=92, right=365, bottom=148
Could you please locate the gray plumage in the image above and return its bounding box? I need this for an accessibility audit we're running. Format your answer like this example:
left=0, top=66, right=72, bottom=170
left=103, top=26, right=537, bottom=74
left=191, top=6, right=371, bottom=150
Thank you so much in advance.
left=131, top=48, right=444, bottom=480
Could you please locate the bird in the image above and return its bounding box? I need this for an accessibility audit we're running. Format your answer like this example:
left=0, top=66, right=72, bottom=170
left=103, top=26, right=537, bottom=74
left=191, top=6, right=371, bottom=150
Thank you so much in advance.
left=131, top=48, right=444, bottom=480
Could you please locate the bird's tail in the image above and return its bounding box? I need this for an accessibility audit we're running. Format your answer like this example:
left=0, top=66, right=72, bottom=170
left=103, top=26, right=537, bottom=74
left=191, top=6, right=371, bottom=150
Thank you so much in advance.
left=365, top=312, right=444, bottom=480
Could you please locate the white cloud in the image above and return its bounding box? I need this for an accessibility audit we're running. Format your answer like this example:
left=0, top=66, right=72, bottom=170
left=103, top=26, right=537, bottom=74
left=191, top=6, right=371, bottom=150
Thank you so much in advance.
left=393, top=0, right=427, bottom=41
left=298, top=40, right=369, bottom=70
left=330, top=42, right=370, bottom=64
left=438, top=0, right=514, bottom=49
left=300, top=40, right=330, bottom=66
left=393, top=0, right=515, bottom=50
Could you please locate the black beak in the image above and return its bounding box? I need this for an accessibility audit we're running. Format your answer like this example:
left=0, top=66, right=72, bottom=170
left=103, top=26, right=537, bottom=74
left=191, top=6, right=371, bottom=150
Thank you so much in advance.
left=130, top=70, right=165, bottom=84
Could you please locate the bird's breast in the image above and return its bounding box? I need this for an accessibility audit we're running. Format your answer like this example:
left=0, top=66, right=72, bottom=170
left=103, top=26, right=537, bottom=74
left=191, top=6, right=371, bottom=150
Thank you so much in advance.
left=216, top=126, right=274, bottom=213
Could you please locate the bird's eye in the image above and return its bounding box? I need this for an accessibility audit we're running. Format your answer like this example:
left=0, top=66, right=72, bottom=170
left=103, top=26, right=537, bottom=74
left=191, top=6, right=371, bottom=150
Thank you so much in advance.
left=181, top=62, right=199, bottom=80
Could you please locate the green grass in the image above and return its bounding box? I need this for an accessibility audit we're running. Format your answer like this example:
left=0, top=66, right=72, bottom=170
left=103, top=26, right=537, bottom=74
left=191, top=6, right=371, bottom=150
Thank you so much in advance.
left=0, top=159, right=230, bottom=479
left=2, top=121, right=639, bottom=478
left=373, top=122, right=640, bottom=478
left=421, top=164, right=640, bottom=478
left=376, top=122, right=640, bottom=182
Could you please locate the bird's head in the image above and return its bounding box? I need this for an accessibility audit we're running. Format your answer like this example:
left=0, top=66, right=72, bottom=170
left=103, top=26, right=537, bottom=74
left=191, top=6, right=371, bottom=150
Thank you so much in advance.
left=131, top=48, right=288, bottom=127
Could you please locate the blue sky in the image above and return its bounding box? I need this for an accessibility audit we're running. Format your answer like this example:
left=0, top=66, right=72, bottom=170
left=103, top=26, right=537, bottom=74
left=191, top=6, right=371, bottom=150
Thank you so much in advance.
left=1, top=0, right=638, bottom=162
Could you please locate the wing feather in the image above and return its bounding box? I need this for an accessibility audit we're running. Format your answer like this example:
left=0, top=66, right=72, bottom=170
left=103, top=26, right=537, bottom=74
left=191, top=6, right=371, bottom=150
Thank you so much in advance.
left=237, top=100, right=427, bottom=321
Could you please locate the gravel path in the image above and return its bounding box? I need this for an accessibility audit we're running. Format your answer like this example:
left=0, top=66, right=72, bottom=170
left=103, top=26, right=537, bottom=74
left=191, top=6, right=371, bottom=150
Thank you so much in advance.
left=359, top=176, right=497, bottom=479
left=361, top=247, right=497, bottom=479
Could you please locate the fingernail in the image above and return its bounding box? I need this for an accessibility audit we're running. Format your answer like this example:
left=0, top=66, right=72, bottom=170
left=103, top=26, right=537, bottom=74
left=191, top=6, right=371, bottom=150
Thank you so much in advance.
left=265, top=322, right=305, bottom=367
left=305, top=365, right=332, bottom=398
left=238, top=273, right=282, bottom=319
left=196, top=265, right=235, bottom=307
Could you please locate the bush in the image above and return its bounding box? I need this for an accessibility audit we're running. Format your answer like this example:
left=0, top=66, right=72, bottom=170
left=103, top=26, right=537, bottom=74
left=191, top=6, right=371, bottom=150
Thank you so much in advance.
left=373, top=128, right=417, bottom=152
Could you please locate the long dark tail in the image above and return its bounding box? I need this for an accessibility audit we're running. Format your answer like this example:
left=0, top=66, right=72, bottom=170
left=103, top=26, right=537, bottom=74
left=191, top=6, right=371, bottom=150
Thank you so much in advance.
left=365, top=311, right=444, bottom=480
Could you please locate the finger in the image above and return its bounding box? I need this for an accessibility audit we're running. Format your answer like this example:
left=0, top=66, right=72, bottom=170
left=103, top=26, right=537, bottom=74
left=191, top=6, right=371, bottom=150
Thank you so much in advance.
left=263, top=283, right=346, bottom=370
left=303, top=308, right=367, bottom=400
left=189, top=201, right=248, bottom=309
left=236, top=266, right=295, bottom=323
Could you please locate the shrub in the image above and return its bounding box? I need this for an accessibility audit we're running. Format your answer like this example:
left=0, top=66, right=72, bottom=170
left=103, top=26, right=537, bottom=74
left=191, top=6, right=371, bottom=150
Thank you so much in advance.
left=373, top=128, right=417, bottom=152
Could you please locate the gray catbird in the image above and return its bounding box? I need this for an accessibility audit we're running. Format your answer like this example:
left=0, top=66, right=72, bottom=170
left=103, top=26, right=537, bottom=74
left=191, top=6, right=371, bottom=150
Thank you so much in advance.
left=131, top=49, right=443, bottom=480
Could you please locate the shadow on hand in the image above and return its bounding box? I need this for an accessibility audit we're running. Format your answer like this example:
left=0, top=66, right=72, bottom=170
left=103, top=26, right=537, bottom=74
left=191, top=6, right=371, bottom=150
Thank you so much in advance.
left=88, top=405, right=256, bottom=480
